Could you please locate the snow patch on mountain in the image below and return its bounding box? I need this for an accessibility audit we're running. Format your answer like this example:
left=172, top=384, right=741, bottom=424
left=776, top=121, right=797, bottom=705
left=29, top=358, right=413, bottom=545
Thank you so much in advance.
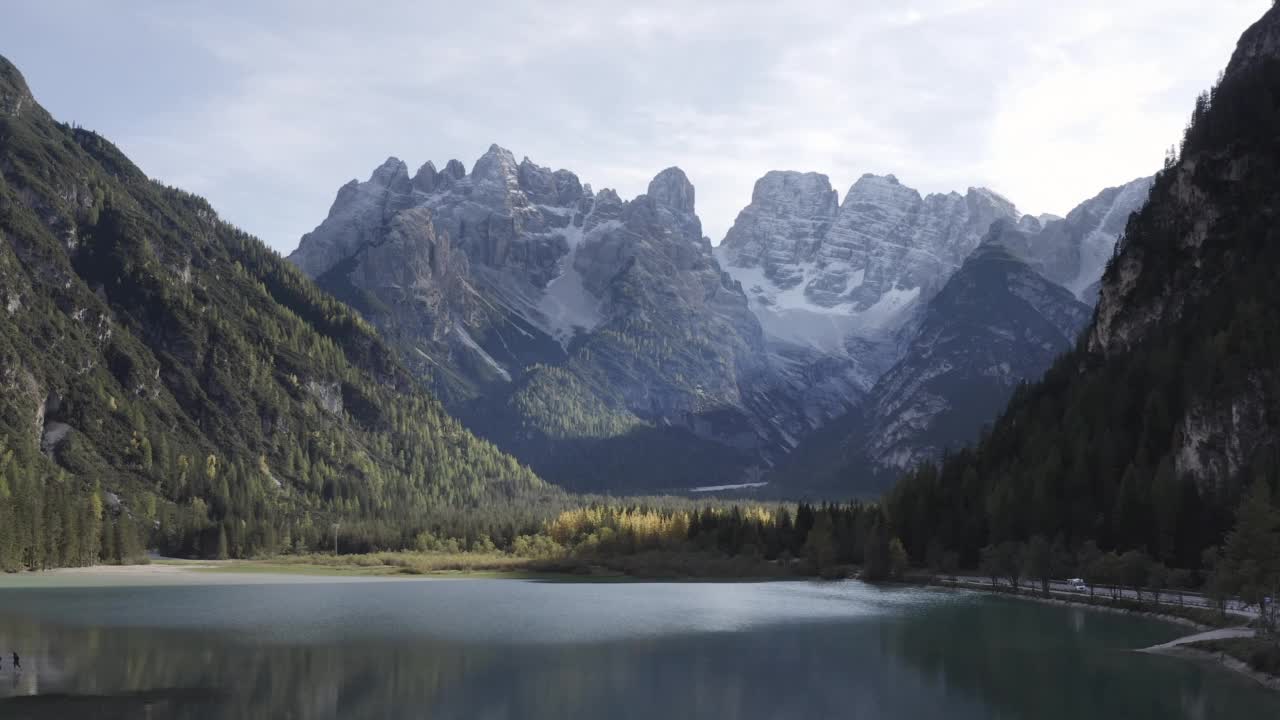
left=536, top=219, right=607, bottom=347
left=1068, top=177, right=1154, bottom=299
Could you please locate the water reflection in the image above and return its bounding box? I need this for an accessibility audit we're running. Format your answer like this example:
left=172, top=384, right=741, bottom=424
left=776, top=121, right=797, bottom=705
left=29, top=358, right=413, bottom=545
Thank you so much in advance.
left=0, top=581, right=1273, bottom=720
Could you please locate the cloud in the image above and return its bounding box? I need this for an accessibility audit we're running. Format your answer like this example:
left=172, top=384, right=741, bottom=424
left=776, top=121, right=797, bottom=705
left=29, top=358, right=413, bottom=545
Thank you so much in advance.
left=0, top=0, right=1268, bottom=250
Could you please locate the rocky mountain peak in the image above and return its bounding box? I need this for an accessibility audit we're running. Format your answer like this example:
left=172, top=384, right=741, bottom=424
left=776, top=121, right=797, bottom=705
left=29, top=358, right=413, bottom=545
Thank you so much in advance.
left=844, top=173, right=919, bottom=206
left=718, top=171, right=839, bottom=282
left=330, top=178, right=362, bottom=213
left=516, top=157, right=585, bottom=207
left=965, top=187, right=1018, bottom=221
left=468, top=144, right=521, bottom=203
left=647, top=167, right=696, bottom=214
left=718, top=168, right=1026, bottom=365
left=472, top=144, right=518, bottom=179
left=412, top=160, right=439, bottom=193
left=752, top=171, right=837, bottom=211
left=443, top=159, right=466, bottom=180
left=370, top=156, right=410, bottom=188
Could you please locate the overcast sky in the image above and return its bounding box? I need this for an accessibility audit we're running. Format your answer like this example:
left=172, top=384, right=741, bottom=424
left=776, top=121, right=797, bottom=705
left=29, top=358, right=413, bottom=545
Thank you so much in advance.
left=1, top=1, right=1268, bottom=252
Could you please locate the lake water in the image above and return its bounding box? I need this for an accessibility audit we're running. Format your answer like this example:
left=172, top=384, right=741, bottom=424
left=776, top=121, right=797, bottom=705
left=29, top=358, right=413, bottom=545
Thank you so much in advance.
left=0, top=575, right=1275, bottom=719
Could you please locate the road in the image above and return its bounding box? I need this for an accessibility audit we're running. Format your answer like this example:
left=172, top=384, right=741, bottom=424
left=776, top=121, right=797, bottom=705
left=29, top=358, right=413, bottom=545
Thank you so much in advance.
left=942, top=575, right=1258, bottom=619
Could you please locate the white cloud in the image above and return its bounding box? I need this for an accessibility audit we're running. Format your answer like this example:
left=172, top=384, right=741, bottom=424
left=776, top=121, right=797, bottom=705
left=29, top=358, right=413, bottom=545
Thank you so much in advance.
left=0, top=0, right=1268, bottom=250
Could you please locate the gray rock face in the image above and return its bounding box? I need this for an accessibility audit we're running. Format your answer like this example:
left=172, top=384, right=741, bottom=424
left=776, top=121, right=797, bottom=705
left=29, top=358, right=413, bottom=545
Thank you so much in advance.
left=717, top=173, right=1022, bottom=374
left=292, top=146, right=1153, bottom=496
left=716, top=170, right=1026, bottom=449
left=986, top=176, right=1153, bottom=303
left=720, top=172, right=1018, bottom=319
left=774, top=241, right=1094, bottom=495
left=289, top=146, right=585, bottom=404
left=291, top=157, right=417, bottom=278
left=289, top=148, right=802, bottom=490
left=812, top=176, right=1018, bottom=309
left=719, top=171, right=838, bottom=289
left=567, top=167, right=773, bottom=429
left=764, top=174, right=1151, bottom=496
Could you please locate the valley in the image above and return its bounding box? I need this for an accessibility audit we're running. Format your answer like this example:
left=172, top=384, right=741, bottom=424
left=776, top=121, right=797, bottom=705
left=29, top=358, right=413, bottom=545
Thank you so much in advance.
left=2, top=1, right=1280, bottom=716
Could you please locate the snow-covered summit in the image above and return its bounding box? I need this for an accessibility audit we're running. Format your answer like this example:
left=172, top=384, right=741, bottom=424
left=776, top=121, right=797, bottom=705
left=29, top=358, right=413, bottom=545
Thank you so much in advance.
left=717, top=171, right=1022, bottom=366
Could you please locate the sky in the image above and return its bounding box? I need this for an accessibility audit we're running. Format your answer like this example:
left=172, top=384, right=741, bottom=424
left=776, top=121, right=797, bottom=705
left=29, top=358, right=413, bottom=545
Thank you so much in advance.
left=0, top=1, right=1268, bottom=252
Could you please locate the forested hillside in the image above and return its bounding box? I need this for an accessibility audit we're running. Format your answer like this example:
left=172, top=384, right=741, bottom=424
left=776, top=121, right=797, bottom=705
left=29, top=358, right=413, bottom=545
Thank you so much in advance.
left=0, top=55, right=546, bottom=568
left=884, top=6, right=1280, bottom=572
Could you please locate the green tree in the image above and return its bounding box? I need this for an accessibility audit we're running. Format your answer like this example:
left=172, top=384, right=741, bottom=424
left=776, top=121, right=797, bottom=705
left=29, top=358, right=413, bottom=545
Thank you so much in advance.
left=996, top=541, right=1025, bottom=592
left=980, top=545, right=1001, bottom=590
left=1147, top=562, right=1169, bottom=606
left=1024, top=535, right=1054, bottom=597
left=1213, top=481, right=1280, bottom=632
left=1167, top=568, right=1194, bottom=606
left=861, top=511, right=891, bottom=581
left=888, top=537, right=910, bottom=579
left=1120, top=550, right=1152, bottom=604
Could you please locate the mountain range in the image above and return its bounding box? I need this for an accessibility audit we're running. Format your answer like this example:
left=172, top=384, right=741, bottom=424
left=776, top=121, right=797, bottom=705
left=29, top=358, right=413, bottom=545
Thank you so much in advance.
left=762, top=177, right=1152, bottom=494
left=290, top=143, right=1152, bottom=494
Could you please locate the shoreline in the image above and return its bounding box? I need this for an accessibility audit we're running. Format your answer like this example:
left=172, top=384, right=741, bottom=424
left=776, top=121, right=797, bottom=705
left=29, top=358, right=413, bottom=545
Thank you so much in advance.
left=1151, top=645, right=1280, bottom=692
left=920, top=577, right=1248, bottom=631
left=6, top=561, right=1280, bottom=693
left=0, top=558, right=796, bottom=587
left=919, top=578, right=1280, bottom=692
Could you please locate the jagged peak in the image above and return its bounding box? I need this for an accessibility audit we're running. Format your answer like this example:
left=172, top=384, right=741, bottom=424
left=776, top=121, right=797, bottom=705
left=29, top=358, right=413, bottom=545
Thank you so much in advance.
left=853, top=172, right=901, bottom=185
left=413, top=159, right=438, bottom=177
left=851, top=173, right=903, bottom=187
left=329, top=178, right=362, bottom=214
left=443, top=159, right=466, bottom=180
left=751, top=171, right=837, bottom=204
left=845, top=173, right=921, bottom=206
left=369, top=157, right=409, bottom=187
left=760, top=169, right=832, bottom=183
left=647, top=167, right=695, bottom=214
left=966, top=186, right=1005, bottom=200
left=965, top=186, right=1018, bottom=214
left=472, top=143, right=518, bottom=177
left=412, top=160, right=439, bottom=193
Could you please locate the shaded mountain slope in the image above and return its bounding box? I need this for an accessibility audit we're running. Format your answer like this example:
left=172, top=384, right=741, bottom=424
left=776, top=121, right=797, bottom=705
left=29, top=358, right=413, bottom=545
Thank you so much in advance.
left=886, top=5, right=1280, bottom=567
left=0, top=55, right=544, bottom=564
